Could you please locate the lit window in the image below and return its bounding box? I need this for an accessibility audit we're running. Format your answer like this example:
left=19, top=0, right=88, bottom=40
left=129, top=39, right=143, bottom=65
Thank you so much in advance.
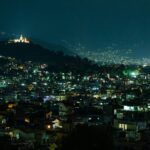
left=119, top=123, right=127, bottom=131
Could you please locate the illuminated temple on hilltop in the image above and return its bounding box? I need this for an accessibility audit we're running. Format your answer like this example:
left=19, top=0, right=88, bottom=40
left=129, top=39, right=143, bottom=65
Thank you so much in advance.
left=8, top=35, right=30, bottom=44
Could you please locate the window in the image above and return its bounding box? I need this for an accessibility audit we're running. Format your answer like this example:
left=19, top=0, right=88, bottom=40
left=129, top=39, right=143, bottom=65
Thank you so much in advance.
left=119, top=123, right=127, bottom=131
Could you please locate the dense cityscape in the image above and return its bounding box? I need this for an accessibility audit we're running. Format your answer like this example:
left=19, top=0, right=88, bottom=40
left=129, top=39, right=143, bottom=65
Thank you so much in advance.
left=72, top=43, right=150, bottom=66
left=1, top=0, right=150, bottom=149
left=0, top=36, right=149, bottom=149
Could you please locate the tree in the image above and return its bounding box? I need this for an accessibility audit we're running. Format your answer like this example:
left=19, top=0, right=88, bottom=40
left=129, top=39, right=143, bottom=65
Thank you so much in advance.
left=58, top=124, right=114, bottom=150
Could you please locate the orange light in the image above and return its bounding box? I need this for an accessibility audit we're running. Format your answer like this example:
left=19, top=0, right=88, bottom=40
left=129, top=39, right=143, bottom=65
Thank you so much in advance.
left=47, top=124, right=51, bottom=129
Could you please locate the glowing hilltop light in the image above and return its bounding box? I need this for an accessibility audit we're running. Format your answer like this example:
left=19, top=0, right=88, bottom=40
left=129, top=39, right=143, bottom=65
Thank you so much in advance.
left=9, top=34, right=30, bottom=44
left=14, top=34, right=30, bottom=43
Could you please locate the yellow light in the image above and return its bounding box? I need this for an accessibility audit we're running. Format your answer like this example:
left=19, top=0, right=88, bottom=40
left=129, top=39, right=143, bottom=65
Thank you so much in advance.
left=19, top=65, right=24, bottom=70
left=47, top=124, right=51, bottom=129
left=12, top=35, right=30, bottom=44
left=24, top=118, right=30, bottom=123
left=9, top=132, right=13, bottom=137
left=8, top=103, right=16, bottom=109
left=8, top=104, right=13, bottom=109
left=93, top=94, right=100, bottom=99
left=119, top=123, right=127, bottom=131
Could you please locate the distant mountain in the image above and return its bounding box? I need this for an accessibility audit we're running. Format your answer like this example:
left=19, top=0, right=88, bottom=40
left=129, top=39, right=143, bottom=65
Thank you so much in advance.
left=31, top=38, right=75, bottom=55
left=0, top=40, right=99, bottom=73
left=95, top=41, right=150, bottom=58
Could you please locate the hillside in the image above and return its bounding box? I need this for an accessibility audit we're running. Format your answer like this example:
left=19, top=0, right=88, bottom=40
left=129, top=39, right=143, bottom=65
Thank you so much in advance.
left=0, top=41, right=99, bottom=73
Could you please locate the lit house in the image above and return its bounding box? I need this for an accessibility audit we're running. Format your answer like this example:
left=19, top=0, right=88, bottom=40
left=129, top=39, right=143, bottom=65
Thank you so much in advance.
left=114, top=100, right=150, bottom=141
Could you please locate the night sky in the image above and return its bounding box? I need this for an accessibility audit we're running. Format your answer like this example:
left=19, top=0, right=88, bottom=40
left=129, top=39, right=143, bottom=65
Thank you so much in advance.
left=0, top=0, right=150, bottom=50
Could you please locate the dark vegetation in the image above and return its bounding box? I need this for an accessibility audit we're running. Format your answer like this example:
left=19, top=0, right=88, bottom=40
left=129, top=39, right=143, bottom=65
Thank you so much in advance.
left=57, top=124, right=114, bottom=150
left=0, top=41, right=99, bottom=73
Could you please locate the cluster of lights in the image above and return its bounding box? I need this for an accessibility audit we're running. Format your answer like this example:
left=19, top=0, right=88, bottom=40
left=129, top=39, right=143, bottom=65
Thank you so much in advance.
left=9, top=35, right=30, bottom=44
left=72, top=43, right=150, bottom=66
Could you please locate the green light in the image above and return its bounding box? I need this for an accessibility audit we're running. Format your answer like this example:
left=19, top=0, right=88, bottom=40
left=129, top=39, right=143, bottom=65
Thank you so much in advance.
left=130, top=70, right=139, bottom=77
left=123, top=69, right=139, bottom=77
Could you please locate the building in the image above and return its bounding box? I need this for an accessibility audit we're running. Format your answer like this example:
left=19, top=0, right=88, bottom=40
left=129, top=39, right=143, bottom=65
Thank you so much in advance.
left=8, top=35, right=30, bottom=44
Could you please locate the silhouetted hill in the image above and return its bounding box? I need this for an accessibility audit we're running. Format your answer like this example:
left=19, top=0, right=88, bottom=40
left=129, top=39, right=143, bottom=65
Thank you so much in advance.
left=0, top=41, right=99, bottom=73
left=32, top=38, right=74, bottom=55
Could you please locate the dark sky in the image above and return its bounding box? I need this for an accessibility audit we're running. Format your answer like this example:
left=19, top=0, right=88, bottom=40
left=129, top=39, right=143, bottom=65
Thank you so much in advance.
left=0, top=0, right=150, bottom=49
